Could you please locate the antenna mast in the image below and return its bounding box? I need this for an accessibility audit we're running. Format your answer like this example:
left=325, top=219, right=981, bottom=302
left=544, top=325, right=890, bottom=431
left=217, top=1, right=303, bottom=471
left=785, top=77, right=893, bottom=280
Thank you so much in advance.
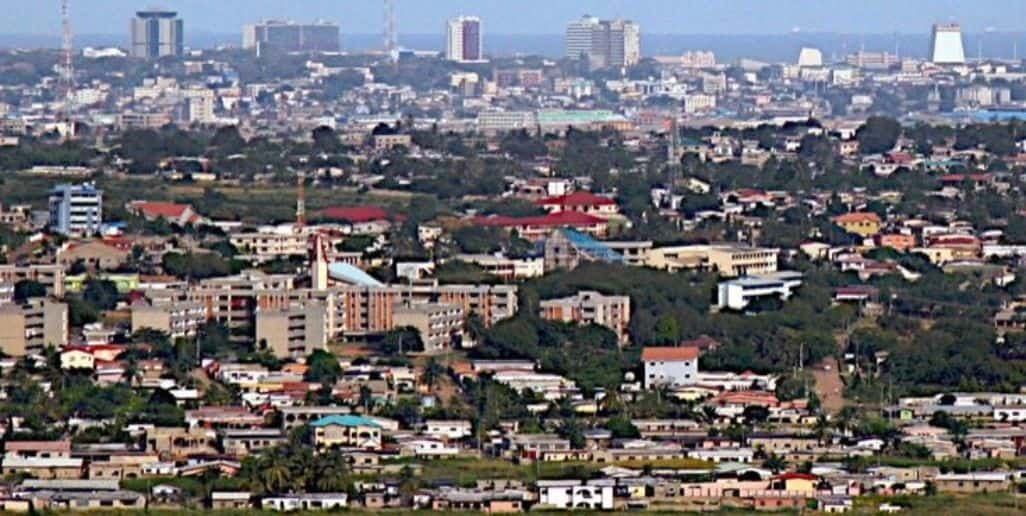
left=59, top=0, right=75, bottom=128
left=296, top=170, right=306, bottom=227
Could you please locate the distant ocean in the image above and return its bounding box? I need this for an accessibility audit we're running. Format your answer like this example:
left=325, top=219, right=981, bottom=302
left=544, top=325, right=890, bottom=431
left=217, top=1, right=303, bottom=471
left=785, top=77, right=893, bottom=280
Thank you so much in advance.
left=2, top=31, right=1025, bottom=63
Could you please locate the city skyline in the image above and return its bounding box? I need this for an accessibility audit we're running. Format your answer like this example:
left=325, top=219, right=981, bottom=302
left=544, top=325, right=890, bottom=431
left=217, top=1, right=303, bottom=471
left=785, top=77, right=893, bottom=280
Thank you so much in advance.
left=1, top=0, right=1025, bottom=37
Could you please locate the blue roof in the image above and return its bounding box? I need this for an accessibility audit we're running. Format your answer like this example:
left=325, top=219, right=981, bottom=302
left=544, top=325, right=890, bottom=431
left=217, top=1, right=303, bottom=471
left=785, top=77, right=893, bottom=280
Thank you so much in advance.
left=328, top=262, right=384, bottom=287
left=560, top=229, right=626, bottom=264
left=310, top=415, right=380, bottom=428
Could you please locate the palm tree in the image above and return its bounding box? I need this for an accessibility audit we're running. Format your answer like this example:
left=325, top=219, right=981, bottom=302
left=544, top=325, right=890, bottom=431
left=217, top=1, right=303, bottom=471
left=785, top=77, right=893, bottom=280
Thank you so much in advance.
left=261, top=460, right=291, bottom=494
left=423, top=357, right=445, bottom=390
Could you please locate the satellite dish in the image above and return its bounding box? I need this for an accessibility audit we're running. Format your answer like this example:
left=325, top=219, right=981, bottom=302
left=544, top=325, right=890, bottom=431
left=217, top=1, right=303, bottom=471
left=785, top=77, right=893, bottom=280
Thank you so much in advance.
left=624, top=371, right=636, bottom=382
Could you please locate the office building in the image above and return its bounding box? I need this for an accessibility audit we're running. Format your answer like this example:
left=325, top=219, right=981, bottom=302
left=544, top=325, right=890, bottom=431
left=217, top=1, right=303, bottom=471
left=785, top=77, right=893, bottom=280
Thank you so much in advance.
left=49, top=183, right=102, bottom=237
left=130, top=10, right=184, bottom=59
left=539, top=291, right=631, bottom=346
left=0, top=264, right=65, bottom=297
left=445, top=16, right=482, bottom=62
left=565, top=16, right=640, bottom=70
left=930, top=23, right=966, bottom=65
left=242, top=20, right=340, bottom=55
left=0, top=299, right=68, bottom=356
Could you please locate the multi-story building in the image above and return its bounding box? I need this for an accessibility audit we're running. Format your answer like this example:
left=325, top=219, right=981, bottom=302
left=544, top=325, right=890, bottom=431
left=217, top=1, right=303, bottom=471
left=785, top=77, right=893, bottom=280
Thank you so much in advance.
left=131, top=298, right=206, bottom=339
left=565, top=16, right=640, bottom=70
left=242, top=20, right=340, bottom=54
left=0, top=299, right=68, bottom=356
left=130, top=9, right=184, bottom=59
left=230, top=229, right=308, bottom=263
left=642, top=346, right=700, bottom=390
left=49, top=183, right=102, bottom=237
left=539, top=291, right=630, bottom=346
left=716, top=272, right=804, bottom=311
left=445, top=16, right=482, bottom=62
left=930, top=23, right=966, bottom=65
left=0, top=264, right=65, bottom=296
left=392, top=301, right=464, bottom=353
left=255, top=301, right=328, bottom=359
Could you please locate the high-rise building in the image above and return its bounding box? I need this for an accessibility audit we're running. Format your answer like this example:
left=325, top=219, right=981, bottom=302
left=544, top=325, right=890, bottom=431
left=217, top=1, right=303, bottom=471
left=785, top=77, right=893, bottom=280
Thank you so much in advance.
left=445, top=16, right=482, bottom=62
left=130, top=9, right=184, bottom=59
left=565, top=16, right=640, bottom=70
left=930, top=23, right=966, bottom=64
left=49, top=182, right=102, bottom=237
left=242, top=20, right=340, bottom=55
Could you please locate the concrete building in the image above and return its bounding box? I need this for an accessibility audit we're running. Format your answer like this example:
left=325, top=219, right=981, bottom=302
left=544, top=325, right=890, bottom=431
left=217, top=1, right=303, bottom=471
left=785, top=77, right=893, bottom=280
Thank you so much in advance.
left=230, top=229, right=308, bottom=263
left=310, top=415, right=381, bottom=450
left=539, top=291, right=630, bottom=346
left=255, top=302, right=327, bottom=359
left=930, top=23, right=966, bottom=65
left=392, top=301, right=464, bottom=353
left=445, top=16, right=482, bottom=62
left=716, top=272, right=804, bottom=311
left=49, top=183, right=102, bottom=237
left=0, top=264, right=65, bottom=297
left=565, top=16, right=640, bottom=70
left=131, top=299, right=206, bottom=339
left=242, top=20, right=340, bottom=54
left=642, top=346, right=699, bottom=389
left=0, top=299, right=68, bottom=356
left=131, top=9, right=184, bottom=59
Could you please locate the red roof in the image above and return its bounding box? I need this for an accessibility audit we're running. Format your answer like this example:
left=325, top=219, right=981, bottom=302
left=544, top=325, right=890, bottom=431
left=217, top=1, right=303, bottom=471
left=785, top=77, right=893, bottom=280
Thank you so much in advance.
left=321, top=206, right=391, bottom=223
left=134, top=201, right=191, bottom=219
left=537, top=191, right=616, bottom=207
left=773, top=472, right=819, bottom=481
left=642, top=346, right=700, bottom=361
left=476, top=211, right=608, bottom=228
left=833, top=212, right=881, bottom=224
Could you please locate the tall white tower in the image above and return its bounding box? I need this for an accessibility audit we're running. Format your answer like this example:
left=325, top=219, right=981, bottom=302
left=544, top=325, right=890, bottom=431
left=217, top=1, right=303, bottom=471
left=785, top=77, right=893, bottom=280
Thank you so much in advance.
left=930, top=23, right=966, bottom=64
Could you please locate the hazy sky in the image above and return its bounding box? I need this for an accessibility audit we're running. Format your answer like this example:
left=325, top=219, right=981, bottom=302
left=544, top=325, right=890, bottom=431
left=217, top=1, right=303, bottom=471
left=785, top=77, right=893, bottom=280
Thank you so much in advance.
left=5, top=1, right=1025, bottom=35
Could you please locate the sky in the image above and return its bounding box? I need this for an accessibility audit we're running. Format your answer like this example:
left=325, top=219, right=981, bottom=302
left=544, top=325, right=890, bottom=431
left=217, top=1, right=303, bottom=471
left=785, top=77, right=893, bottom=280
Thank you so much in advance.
left=5, top=0, right=1026, bottom=36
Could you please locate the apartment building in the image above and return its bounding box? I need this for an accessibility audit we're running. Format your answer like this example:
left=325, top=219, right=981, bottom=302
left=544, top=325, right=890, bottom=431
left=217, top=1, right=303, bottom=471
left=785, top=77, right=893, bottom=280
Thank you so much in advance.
left=230, top=230, right=308, bottom=263
left=255, top=301, right=328, bottom=359
left=645, top=244, right=779, bottom=277
left=393, top=302, right=464, bottom=353
left=131, top=298, right=206, bottom=338
left=539, top=291, right=631, bottom=346
left=0, top=299, right=69, bottom=356
left=0, top=264, right=65, bottom=296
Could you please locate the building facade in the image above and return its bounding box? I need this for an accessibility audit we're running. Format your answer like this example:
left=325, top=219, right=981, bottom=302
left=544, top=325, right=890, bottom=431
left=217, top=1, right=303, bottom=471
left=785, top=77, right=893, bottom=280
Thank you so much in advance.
left=0, top=298, right=68, bottom=356
left=131, top=10, right=184, bottom=59
left=539, top=291, right=630, bottom=346
left=243, top=20, right=340, bottom=54
left=565, top=16, right=640, bottom=70
left=446, top=16, right=482, bottom=62
left=49, top=183, right=102, bottom=237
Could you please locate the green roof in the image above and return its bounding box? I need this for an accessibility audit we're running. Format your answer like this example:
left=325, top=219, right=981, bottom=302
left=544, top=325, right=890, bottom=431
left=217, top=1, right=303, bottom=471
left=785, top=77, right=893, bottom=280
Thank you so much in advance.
left=310, top=415, right=380, bottom=428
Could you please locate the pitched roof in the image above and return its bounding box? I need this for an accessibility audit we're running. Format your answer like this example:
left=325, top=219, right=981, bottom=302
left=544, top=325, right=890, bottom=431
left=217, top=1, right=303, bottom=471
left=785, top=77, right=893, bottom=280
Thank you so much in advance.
left=832, top=212, right=881, bottom=224
left=641, top=346, right=700, bottom=361
left=131, top=201, right=201, bottom=224
left=537, top=191, right=616, bottom=207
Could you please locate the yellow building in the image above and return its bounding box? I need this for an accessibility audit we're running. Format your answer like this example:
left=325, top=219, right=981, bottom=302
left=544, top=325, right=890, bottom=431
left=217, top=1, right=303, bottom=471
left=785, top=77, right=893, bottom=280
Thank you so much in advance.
left=832, top=212, right=882, bottom=237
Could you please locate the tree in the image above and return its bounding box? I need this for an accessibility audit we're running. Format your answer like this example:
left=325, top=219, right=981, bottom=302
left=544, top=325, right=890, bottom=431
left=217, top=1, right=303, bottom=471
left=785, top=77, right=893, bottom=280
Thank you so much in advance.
left=379, top=327, right=424, bottom=355
left=13, top=280, right=46, bottom=301
left=305, top=350, right=342, bottom=384
left=83, top=278, right=119, bottom=311
left=605, top=416, right=640, bottom=439
left=857, top=116, right=901, bottom=155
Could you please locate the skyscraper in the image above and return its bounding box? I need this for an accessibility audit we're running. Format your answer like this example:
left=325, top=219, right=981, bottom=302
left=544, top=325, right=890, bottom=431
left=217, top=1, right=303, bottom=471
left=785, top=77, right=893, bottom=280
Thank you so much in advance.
left=243, top=20, right=340, bottom=55
left=130, top=9, right=184, bottom=59
left=445, top=16, right=482, bottom=62
left=930, top=23, right=966, bottom=65
left=565, top=16, right=640, bottom=70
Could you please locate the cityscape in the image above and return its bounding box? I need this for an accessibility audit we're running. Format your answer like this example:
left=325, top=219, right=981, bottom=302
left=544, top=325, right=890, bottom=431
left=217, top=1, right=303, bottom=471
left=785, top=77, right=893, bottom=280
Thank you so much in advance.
left=0, top=0, right=1025, bottom=513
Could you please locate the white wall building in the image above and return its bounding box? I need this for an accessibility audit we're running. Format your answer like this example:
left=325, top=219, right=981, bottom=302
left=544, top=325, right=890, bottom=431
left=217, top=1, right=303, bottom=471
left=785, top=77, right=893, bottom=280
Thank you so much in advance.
left=716, top=272, right=803, bottom=311
left=642, top=346, right=699, bottom=390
